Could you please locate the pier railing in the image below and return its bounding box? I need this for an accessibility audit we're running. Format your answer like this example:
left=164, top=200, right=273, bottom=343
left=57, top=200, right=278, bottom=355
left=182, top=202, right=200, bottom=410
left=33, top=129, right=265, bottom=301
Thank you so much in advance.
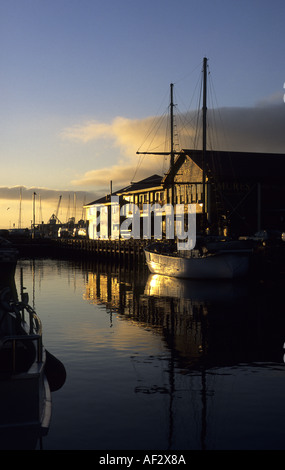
left=56, top=237, right=150, bottom=261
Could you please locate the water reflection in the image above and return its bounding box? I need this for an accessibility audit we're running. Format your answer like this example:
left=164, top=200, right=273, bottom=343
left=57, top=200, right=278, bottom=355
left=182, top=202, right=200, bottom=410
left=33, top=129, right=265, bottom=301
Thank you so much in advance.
left=81, top=261, right=285, bottom=449
left=13, top=258, right=285, bottom=450
left=83, top=263, right=285, bottom=369
left=0, top=264, right=66, bottom=450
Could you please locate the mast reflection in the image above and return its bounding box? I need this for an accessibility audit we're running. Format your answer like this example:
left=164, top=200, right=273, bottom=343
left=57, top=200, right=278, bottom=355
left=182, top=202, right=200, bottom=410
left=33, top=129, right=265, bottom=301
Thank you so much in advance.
left=84, top=262, right=285, bottom=369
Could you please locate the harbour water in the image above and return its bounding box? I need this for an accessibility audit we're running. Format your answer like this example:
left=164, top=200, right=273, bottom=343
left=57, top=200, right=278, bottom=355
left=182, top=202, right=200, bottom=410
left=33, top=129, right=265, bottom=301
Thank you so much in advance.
left=10, top=256, right=285, bottom=450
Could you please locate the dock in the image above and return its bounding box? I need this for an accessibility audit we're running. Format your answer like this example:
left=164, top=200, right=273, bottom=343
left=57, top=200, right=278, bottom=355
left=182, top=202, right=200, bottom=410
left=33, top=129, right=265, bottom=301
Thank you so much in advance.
left=9, top=235, right=285, bottom=281
left=57, top=237, right=149, bottom=262
left=12, top=237, right=150, bottom=264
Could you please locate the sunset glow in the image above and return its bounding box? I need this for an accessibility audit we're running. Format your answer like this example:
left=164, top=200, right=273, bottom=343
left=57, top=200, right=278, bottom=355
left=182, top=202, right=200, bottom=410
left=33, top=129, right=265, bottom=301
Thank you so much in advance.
left=1, top=0, right=284, bottom=229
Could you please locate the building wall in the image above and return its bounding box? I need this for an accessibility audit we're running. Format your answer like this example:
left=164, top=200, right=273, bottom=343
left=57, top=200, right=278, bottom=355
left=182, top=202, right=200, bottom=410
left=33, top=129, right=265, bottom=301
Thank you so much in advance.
left=86, top=152, right=285, bottom=240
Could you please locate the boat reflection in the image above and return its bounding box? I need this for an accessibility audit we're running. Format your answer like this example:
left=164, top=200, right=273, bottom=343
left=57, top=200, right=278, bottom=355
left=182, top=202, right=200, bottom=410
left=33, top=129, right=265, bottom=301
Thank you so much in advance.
left=143, top=273, right=285, bottom=368
left=82, top=263, right=285, bottom=449
left=144, top=273, right=247, bottom=302
left=84, top=262, right=285, bottom=369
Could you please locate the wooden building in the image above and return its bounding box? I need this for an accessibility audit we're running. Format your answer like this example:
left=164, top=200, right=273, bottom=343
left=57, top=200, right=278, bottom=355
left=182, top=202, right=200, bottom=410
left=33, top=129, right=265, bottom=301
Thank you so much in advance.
left=85, top=149, right=285, bottom=239
left=179, top=149, right=285, bottom=236
left=85, top=175, right=164, bottom=240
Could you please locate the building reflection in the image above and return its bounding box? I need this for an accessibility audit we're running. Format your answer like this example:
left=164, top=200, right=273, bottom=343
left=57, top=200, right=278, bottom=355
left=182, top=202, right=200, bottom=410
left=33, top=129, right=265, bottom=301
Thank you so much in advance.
left=83, top=261, right=285, bottom=369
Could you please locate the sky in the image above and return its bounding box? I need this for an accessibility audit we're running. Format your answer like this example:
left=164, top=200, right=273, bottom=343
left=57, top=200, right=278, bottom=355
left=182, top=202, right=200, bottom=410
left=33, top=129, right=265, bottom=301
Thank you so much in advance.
left=0, top=0, right=284, bottom=229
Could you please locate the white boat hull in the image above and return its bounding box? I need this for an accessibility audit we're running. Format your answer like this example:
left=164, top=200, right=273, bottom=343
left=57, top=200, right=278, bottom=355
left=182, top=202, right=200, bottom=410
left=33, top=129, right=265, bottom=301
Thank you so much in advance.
left=144, top=249, right=249, bottom=279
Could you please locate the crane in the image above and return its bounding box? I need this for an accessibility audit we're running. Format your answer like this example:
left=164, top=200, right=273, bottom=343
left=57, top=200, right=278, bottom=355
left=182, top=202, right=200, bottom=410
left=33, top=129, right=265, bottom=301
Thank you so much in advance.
left=49, top=195, right=62, bottom=224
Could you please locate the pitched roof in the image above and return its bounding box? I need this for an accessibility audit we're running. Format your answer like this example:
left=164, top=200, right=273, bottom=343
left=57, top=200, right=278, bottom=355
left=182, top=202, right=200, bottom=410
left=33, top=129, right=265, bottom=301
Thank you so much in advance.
left=85, top=194, right=114, bottom=206
left=85, top=174, right=163, bottom=206
left=116, top=174, right=163, bottom=194
left=86, top=150, right=285, bottom=207
left=163, top=149, right=285, bottom=183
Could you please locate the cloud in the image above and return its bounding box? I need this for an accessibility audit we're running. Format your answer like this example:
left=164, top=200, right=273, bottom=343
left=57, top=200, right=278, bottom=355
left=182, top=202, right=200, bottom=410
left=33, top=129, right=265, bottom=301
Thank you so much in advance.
left=61, top=115, right=168, bottom=157
left=208, top=104, right=285, bottom=153
left=0, top=186, right=96, bottom=203
left=256, top=91, right=284, bottom=107
left=61, top=121, right=114, bottom=143
left=71, top=155, right=167, bottom=193
left=72, top=164, right=143, bottom=188
left=62, top=115, right=171, bottom=190
left=61, top=103, right=285, bottom=192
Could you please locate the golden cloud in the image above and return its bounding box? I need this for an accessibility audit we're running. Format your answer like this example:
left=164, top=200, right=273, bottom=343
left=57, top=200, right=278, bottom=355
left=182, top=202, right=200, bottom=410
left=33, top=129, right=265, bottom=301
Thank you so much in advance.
left=61, top=115, right=169, bottom=157
left=61, top=121, right=114, bottom=143
left=63, top=115, right=171, bottom=189
left=62, top=104, right=285, bottom=191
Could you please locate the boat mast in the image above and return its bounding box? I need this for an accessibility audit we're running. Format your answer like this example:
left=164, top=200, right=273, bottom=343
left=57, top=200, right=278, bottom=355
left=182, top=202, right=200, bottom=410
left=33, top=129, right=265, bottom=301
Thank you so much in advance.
left=202, top=57, right=207, bottom=219
left=170, top=83, right=174, bottom=205
left=136, top=83, right=180, bottom=205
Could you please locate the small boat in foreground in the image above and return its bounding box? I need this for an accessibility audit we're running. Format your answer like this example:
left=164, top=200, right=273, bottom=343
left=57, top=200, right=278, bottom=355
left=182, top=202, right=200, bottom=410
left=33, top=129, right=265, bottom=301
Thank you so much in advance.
left=0, top=283, right=51, bottom=448
left=0, top=237, right=18, bottom=281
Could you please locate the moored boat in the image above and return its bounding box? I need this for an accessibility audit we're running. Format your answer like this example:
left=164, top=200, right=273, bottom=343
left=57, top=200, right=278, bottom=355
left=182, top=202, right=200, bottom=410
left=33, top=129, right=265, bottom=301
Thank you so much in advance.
left=144, top=242, right=250, bottom=279
left=140, top=58, right=251, bottom=279
left=0, top=237, right=18, bottom=282
left=0, top=281, right=51, bottom=448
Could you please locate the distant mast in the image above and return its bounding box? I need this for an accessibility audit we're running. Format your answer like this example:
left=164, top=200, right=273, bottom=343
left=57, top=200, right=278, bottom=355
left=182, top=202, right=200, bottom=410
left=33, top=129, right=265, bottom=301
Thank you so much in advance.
left=18, top=187, right=22, bottom=229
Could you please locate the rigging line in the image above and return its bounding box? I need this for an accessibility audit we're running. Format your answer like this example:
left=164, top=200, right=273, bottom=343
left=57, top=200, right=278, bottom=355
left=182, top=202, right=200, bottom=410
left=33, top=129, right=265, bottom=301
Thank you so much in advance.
left=206, top=95, right=217, bottom=152
left=171, top=67, right=205, bottom=148
left=174, top=88, right=199, bottom=150
left=133, top=116, right=169, bottom=182
left=207, top=73, right=236, bottom=179
left=175, top=105, right=201, bottom=149
left=136, top=87, right=170, bottom=153
left=131, top=153, right=145, bottom=182
left=173, top=86, right=190, bottom=116
left=193, top=78, right=203, bottom=149
left=175, top=110, right=192, bottom=149
left=162, top=117, right=171, bottom=174
left=186, top=64, right=204, bottom=150
left=143, top=114, right=172, bottom=153
left=207, top=75, right=223, bottom=150
left=208, top=75, right=232, bottom=140
left=171, top=108, right=181, bottom=151
left=171, top=61, right=203, bottom=88
left=205, top=72, right=225, bottom=180
left=185, top=70, right=205, bottom=115
left=164, top=112, right=170, bottom=151
left=137, top=109, right=169, bottom=153
left=162, top=155, right=169, bottom=175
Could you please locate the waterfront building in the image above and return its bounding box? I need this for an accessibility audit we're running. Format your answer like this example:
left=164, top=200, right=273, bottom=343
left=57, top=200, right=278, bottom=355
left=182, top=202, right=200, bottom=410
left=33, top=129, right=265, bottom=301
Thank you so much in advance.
left=85, top=150, right=285, bottom=240
left=179, top=149, right=285, bottom=236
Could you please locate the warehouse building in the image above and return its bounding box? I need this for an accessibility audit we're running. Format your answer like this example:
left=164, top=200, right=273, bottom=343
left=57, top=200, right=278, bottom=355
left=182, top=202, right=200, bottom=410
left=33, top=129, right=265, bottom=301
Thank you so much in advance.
left=85, top=150, right=285, bottom=239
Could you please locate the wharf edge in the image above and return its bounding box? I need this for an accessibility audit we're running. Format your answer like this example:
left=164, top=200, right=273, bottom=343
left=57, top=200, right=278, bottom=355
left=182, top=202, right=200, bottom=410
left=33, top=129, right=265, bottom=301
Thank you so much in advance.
left=9, top=236, right=285, bottom=281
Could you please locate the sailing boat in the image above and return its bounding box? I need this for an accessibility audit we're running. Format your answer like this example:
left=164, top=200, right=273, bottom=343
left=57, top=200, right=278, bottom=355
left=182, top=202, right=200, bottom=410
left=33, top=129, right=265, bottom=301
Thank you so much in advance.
left=141, top=58, right=251, bottom=279
left=144, top=242, right=250, bottom=279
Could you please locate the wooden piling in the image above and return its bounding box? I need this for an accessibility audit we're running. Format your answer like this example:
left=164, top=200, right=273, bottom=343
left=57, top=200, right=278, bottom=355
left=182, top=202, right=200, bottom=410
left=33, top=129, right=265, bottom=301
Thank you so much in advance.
left=56, top=237, right=149, bottom=264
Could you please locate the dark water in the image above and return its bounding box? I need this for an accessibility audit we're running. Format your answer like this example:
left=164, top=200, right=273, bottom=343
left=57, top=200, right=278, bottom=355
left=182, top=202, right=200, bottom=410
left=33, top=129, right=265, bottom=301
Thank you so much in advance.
left=11, top=257, right=285, bottom=450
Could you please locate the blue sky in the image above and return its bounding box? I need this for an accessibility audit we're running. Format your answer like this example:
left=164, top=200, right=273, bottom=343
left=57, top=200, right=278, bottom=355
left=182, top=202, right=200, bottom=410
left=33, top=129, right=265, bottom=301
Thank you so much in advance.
left=0, top=0, right=284, bottom=228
